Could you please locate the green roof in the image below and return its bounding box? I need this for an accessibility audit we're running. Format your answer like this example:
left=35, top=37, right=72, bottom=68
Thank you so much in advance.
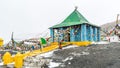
left=50, top=9, right=99, bottom=28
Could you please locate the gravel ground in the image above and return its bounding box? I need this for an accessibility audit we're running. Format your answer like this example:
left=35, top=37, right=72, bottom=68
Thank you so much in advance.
left=51, top=42, right=120, bottom=68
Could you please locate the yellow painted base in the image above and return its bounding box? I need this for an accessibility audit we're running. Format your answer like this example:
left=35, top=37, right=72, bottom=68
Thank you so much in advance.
left=70, top=41, right=92, bottom=46
left=23, top=41, right=91, bottom=57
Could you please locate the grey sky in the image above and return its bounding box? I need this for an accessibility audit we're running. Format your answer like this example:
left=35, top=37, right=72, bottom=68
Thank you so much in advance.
left=0, top=0, right=120, bottom=43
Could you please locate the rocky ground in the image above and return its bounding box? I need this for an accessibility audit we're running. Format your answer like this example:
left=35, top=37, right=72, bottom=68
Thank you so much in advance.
left=51, top=42, right=120, bottom=68
left=1, top=42, right=120, bottom=68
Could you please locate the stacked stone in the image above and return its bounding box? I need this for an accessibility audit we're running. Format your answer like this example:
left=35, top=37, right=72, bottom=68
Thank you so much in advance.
left=23, top=56, right=50, bottom=67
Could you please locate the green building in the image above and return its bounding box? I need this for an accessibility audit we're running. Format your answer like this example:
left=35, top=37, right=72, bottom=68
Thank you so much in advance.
left=49, top=8, right=100, bottom=42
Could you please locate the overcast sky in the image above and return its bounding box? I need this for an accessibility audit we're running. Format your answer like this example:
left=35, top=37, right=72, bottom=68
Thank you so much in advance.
left=0, top=0, right=120, bottom=43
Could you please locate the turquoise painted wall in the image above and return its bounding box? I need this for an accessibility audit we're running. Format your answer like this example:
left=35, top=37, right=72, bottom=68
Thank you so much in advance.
left=70, top=27, right=75, bottom=41
left=50, top=28, right=54, bottom=42
left=74, top=25, right=81, bottom=41
left=50, top=24, right=100, bottom=42
left=87, top=25, right=90, bottom=41
left=90, top=26, right=93, bottom=41
left=81, top=24, right=87, bottom=41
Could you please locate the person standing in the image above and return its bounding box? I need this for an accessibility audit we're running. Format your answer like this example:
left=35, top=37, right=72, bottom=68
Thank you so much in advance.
left=31, top=45, right=34, bottom=50
left=38, top=41, right=42, bottom=51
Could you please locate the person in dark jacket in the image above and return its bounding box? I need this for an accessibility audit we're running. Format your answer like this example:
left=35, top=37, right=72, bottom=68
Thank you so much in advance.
left=31, top=45, right=35, bottom=50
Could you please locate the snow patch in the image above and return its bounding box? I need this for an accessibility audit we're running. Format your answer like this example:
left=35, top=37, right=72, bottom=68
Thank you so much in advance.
left=68, top=62, right=71, bottom=64
left=63, top=56, right=73, bottom=62
left=70, top=51, right=89, bottom=57
left=70, top=52, right=82, bottom=56
left=63, top=45, right=78, bottom=49
left=36, top=50, right=56, bottom=58
left=92, top=41, right=109, bottom=44
left=0, top=62, right=15, bottom=66
left=82, top=51, right=89, bottom=55
left=7, top=62, right=14, bottom=68
left=0, top=62, right=3, bottom=66
left=49, top=61, right=61, bottom=68
left=24, top=67, right=30, bottom=68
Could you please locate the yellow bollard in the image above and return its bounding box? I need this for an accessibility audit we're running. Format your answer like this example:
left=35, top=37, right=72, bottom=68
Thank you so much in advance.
left=14, top=52, right=24, bottom=68
left=2, top=52, right=12, bottom=65
left=0, top=38, right=3, bottom=46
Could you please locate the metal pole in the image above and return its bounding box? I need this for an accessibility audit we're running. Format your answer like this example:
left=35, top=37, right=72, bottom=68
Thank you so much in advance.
left=116, top=14, right=119, bottom=25
left=11, top=32, right=14, bottom=48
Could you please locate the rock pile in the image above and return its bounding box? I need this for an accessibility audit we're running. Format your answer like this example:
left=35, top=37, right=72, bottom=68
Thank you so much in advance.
left=23, top=56, right=50, bottom=68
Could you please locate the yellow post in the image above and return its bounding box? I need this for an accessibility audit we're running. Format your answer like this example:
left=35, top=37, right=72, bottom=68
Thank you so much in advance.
left=2, top=52, right=12, bottom=65
left=0, top=38, right=3, bottom=46
left=14, top=52, right=24, bottom=68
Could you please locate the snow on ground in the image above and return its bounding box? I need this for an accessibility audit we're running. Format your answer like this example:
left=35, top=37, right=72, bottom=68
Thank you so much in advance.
left=49, top=61, right=61, bottom=68
left=7, top=62, right=14, bottom=68
left=82, top=51, right=90, bottom=55
left=0, top=62, right=3, bottom=66
left=35, top=45, right=78, bottom=68
left=36, top=50, right=56, bottom=58
left=62, top=45, right=78, bottom=49
left=63, top=56, right=73, bottom=62
left=0, top=62, right=14, bottom=67
left=70, top=51, right=90, bottom=57
left=92, top=41, right=109, bottom=44
left=24, top=67, right=30, bottom=68
left=40, top=51, right=54, bottom=57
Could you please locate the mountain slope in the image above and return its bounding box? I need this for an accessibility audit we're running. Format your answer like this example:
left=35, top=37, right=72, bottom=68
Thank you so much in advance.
left=100, top=20, right=120, bottom=35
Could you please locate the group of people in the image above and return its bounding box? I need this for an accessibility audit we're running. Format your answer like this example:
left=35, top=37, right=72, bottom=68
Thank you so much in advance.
left=31, top=42, right=42, bottom=51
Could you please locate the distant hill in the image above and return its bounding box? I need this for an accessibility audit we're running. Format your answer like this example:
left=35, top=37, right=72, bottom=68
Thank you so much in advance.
left=100, top=20, right=120, bottom=35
